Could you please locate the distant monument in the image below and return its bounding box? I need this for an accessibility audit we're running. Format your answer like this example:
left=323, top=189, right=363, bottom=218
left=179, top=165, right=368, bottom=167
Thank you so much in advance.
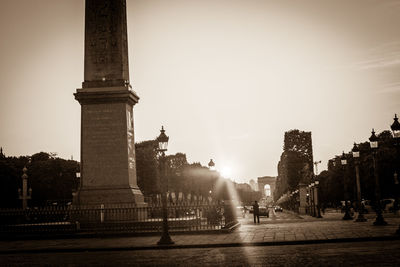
left=257, top=176, right=276, bottom=202
left=73, top=0, right=145, bottom=206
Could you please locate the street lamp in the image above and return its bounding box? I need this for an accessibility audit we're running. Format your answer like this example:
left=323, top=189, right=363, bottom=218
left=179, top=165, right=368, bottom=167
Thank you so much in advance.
left=208, top=159, right=216, bottom=202
left=352, top=143, right=366, bottom=222
left=390, top=115, right=400, bottom=234
left=76, top=171, right=81, bottom=188
left=311, top=182, right=316, bottom=217
left=341, top=152, right=352, bottom=220
left=391, top=114, right=400, bottom=138
left=208, top=159, right=215, bottom=171
left=314, top=180, right=322, bottom=218
left=156, top=126, right=174, bottom=245
left=73, top=170, right=81, bottom=205
left=369, top=129, right=387, bottom=226
left=307, top=184, right=314, bottom=216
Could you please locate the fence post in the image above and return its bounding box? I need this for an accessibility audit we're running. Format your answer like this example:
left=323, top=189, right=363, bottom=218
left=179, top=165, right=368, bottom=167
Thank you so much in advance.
left=100, top=204, right=104, bottom=223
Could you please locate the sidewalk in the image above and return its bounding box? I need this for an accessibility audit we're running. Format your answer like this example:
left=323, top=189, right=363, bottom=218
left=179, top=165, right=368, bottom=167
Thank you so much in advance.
left=1, top=212, right=399, bottom=254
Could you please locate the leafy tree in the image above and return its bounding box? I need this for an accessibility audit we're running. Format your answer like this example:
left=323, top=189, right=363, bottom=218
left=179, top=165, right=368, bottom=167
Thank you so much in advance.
left=275, top=130, right=314, bottom=199
left=0, top=153, right=79, bottom=208
left=135, top=140, right=159, bottom=195
left=318, top=130, right=399, bottom=207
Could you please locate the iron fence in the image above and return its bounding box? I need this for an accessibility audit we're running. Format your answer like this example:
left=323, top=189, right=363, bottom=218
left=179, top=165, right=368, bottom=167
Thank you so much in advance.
left=0, top=202, right=235, bottom=237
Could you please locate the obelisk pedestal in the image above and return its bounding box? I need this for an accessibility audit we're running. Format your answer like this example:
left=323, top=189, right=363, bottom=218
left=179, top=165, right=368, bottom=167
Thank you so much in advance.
left=73, top=0, right=145, bottom=208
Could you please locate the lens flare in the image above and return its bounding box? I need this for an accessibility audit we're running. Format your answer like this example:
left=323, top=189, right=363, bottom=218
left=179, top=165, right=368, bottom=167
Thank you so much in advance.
left=221, top=166, right=232, bottom=178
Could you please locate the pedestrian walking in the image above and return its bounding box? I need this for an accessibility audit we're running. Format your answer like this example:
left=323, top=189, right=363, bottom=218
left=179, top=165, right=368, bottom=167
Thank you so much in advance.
left=253, top=201, right=260, bottom=223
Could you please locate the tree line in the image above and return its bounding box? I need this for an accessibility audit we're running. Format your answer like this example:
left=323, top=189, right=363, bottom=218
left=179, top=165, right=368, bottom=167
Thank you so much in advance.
left=0, top=141, right=242, bottom=208
left=317, top=130, right=399, bottom=207
left=0, top=151, right=79, bottom=208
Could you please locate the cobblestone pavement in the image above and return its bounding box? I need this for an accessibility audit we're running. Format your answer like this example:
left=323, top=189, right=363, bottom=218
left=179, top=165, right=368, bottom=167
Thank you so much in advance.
left=1, top=210, right=399, bottom=253
left=2, top=240, right=400, bottom=266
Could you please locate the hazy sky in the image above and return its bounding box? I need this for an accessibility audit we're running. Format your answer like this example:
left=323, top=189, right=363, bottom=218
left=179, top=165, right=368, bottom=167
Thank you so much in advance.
left=1, top=0, right=399, bottom=183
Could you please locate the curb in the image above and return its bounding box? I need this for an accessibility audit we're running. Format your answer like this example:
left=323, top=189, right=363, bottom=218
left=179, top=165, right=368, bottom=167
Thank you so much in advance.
left=0, top=235, right=399, bottom=255
left=0, top=223, right=241, bottom=241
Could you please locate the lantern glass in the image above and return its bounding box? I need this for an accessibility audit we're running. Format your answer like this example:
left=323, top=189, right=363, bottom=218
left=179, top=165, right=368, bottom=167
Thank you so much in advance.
left=208, top=159, right=215, bottom=170
left=352, top=151, right=360, bottom=158
left=341, top=159, right=347, bottom=165
left=391, top=114, right=400, bottom=138
left=370, top=141, right=378, bottom=149
left=156, top=126, right=169, bottom=152
left=158, top=140, right=168, bottom=151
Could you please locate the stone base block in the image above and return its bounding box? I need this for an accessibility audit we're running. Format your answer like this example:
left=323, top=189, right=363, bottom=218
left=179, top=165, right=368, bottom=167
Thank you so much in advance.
left=73, top=186, right=146, bottom=207
left=72, top=187, right=147, bottom=223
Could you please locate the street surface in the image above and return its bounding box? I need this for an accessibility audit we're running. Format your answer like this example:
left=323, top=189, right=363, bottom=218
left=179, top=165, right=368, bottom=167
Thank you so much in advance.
left=1, top=208, right=400, bottom=266
left=1, top=240, right=399, bottom=266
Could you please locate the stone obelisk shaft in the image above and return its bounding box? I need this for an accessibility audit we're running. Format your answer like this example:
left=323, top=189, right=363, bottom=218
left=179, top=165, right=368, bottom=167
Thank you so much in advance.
left=74, top=0, right=144, bottom=207
left=83, top=0, right=129, bottom=88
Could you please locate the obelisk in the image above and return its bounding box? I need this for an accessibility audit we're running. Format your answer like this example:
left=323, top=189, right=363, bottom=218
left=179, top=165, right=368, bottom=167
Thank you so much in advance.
left=74, top=0, right=145, bottom=206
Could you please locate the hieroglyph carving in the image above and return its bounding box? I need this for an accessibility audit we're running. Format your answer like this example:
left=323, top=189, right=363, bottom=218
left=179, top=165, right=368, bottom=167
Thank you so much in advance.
left=85, top=0, right=128, bottom=81
left=127, top=107, right=135, bottom=169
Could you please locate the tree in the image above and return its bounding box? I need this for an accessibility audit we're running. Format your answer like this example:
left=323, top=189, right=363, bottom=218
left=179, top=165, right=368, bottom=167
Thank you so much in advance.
left=0, top=153, right=79, bottom=208
left=275, top=129, right=314, bottom=199
left=318, top=129, right=399, bottom=207
left=135, top=140, right=159, bottom=195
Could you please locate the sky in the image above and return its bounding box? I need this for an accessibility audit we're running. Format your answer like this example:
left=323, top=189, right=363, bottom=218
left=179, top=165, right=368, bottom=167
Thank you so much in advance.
left=0, top=0, right=399, bottom=183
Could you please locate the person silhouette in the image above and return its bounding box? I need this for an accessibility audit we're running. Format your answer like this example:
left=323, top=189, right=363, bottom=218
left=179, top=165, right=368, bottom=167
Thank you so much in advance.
left=253, top=201, right=260, bottom=223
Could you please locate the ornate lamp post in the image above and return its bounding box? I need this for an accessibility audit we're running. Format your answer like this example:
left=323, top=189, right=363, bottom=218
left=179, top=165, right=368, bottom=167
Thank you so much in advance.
left=311, top=182, right=316, bottom=217
left=315, top=180, right=322, bottom=218
left=156, top=126, right=174, bottom=245
left=369, top=129, right=387, bottom=226
left=73, top=170, right=82, bottom=205
left=352, top=143, right=366, bottom=222
left=308, top=184, right=315, bottom=216
left=341, top=152, right=352, bottom=220
left=208, top=159, right=216, bottom=201
left=18, top=165, right=32, bottom=210
left=390, top=115, right=400, bottom=234
left=76, top=171, right=81, bottom=188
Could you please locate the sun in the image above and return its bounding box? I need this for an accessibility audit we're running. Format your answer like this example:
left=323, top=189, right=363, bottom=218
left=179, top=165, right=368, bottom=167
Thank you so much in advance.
left=220, top=166, right=232, bottom=178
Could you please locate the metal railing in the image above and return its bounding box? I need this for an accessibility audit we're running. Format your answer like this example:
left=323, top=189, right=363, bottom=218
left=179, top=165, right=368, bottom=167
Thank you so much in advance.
left=0, top=202, right=234, bottom=237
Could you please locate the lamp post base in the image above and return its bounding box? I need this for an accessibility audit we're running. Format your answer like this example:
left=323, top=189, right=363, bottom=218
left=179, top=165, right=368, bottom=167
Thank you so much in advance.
left=373, top=212, right=387, bottom=226
left=317, top=207, right=323, bottom=218
left=342, top=202, right=353, bottom=220
left=355, top=213, right=367, bottom=222
left=396, top=225, right=400, bottom=235
left=157, top=233, right=175, bottom=245
left=342, top=213, right=353, bottom=220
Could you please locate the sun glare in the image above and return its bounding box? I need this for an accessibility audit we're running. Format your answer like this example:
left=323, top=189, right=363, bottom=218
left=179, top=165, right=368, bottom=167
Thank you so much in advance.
left=220, top=166, right=232, bottom=178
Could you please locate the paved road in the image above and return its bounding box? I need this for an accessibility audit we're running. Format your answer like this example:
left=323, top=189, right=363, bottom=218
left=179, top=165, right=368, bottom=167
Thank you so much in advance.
left=1, top=240, right=399, bottom=266
left=1, top=210, right=399, bottom=254
left=242, top=208, right=301, bottom=224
